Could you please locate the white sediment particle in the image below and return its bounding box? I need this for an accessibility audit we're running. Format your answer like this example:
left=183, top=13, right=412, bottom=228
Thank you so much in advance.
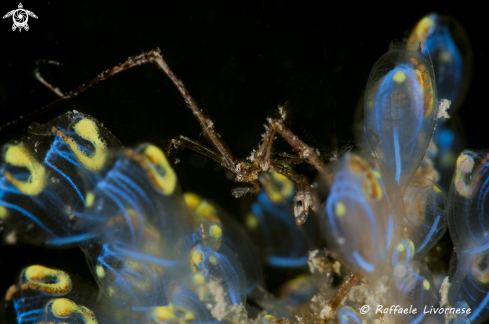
left=278, top=105, right=286, bottom=120
left=332, top=261, right=341, bottom=276
left=6, top=231, right=17, bottom=244
left=307, top=249, right=319, bottom=273
left=439, top=276, right=450, bottom=307
left=319, top=304, right=333, bottom=320
left=247, top=149, right=256, bottom=162
left=437, top=99, right=452, bottom=119
left=206, top=118, right=214, bottom=128
left=260, top=161, right=270, bottom=172
left=308, top=249, right=318, bottom=259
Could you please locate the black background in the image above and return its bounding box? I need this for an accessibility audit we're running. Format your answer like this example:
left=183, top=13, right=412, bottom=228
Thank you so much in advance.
left=0, top=0, right=485, bottom=313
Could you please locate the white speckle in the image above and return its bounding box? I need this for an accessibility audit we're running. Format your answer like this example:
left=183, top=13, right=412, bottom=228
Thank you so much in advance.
left=338, top=237, right=346, bottom=245
left=319, top=304, right=333, bottom=320
left=332, top=261, right=341, bottom=275
left=439, top=276, right=450, bottom=307
left=6, top=231, right=17, bottom=244
left=308, top=249, right=319, bottom=260
left=278, top=105, right=287, bottom=120
left=247, top=149, right=256, bottom=162
left=437, top=99, right=451, bottom=119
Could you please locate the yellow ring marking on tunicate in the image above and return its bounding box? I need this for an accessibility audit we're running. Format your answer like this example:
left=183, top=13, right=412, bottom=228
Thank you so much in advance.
left=191, top=250, right=204, bottom=271
left=85, top=192, right=95, bottom=207
left=181, top=307, right=195, bottom=322
left=471, top=255, right=489, bottom=284
left=96, top=265, right=105, bottom=278
left=335, top=202, right=346, bottom=217
left=23, top=265, right=72, bottom=296
left=143, top=145, right=176, bottom=195
left=265, top=172, right=295, bottom=203
left=393, top=70, right=406, bottom=83
left=433, top=185, right=441, bottom=193
left=4, top=144, right=46, bottom=195
left=363, top=171, right=383, bottom=201
left=195, top=201, right=220, bottom=223
left=440, top=50, right=452, bottom=63
left=209, top=255, right=217, bottom=264
left=50, top=298, right=98, bottom=323
left=261, top=314, right=276, bottom=324
left=393, top=264, right=408, bottom=278
left=342, top=315, right=350, bottom=322
left=246, top=213, right=259, bottom=229
left=396, top=243, right=405, bottom=252
left=193, top=273, right=205, bottom=285
left=0, top=205, right=8, bottom=220
left=458, top=154, right=475, bottom=172
left=52, top=298, right=75, bottom=316
left=184, top=192, right=201, bottom=211
left=153, top=305, right=175, bottom=321
left=210, top=224, right=222, bottom=239
left=347, top=155, right=369, bottom=174
left=5, top=285, right=19, bottom=301
left=371, top=170, right=381, bottom=179
left=423, top=280, right=431, bottom=290
left=54, top=118, right=107, bottom=171
left=454, top=154, right=477, bottom=198
left=407, top=15, right=434, bottom=47
left=407, top=240, right=415, bottom=256
left=153, top=304, right=194, bottom=323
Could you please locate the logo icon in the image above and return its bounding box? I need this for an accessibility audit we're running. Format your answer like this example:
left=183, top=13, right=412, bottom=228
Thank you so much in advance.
left=3, top=3, right=37, bottom=32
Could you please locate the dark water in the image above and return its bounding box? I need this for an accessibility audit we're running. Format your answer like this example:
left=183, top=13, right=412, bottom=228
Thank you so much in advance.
left=0, top=1, right=485, bottom=321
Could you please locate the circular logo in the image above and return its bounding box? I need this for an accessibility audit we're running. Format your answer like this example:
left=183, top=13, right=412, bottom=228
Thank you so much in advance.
left=359, top=305, right=370, bottom=314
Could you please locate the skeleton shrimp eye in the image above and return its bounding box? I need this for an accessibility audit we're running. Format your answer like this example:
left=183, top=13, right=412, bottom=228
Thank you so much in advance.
left=364, top=41, right=437, bottom=189
left=0, top=111, right=122, bottom=247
